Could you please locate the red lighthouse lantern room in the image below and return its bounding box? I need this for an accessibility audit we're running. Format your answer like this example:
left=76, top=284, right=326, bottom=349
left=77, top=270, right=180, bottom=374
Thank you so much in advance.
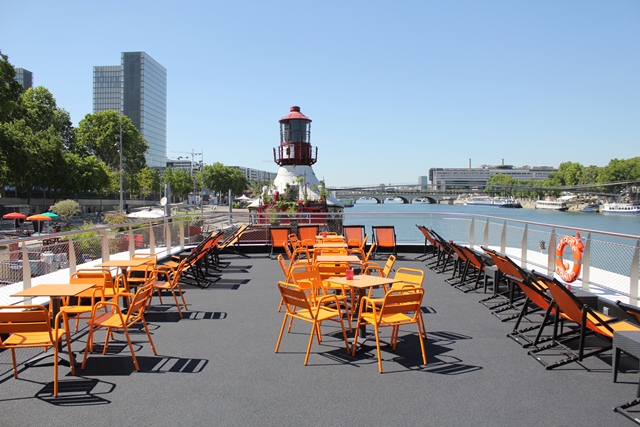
left=273, top=106, right=317, bottom=166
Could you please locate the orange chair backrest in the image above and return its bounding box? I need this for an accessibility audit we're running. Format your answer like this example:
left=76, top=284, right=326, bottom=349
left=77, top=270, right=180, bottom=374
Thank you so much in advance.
left=392, top=267, right=425, bottom=289
left=382, top=255, right=397, bottom=277
left=316, top=261, right=350, bottom=279
left=344, top=226, right=366, bottom=247
left=0, top=305, right=52, bottom=338
left=534, top=272, right=616, bottom=338
left=270, top=228, right=290, bottom=248
left=278, top=282, right=313, bottom=313
left=317, top=247, right=348, bottom=256
left=126, top=285, right=154, bottom=321
left=378, top=288, right=424, bottom=320
left=298, top=226, right=319, bottom=246
left=71, top=269, right=110, bottom=288
left=373, top=226, right=396, bottom=247
left=277, top=254, right=290, bottom=279
left=482, top=248, right=527, bottom=283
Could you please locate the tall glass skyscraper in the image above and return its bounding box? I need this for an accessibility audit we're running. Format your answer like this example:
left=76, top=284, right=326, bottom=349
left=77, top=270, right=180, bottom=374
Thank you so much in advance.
left=15, top=68, right=33, bottom=89
left=93, top=52, right=167, bottom=168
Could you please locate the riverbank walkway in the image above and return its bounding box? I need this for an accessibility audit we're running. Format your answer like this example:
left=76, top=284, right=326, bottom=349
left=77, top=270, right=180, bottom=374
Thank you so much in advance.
left=1, top=252, right=639, bottom=426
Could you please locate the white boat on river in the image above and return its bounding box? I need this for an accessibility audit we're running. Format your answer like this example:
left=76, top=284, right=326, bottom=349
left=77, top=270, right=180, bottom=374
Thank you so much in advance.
left=602, top=202, right=640, bottom=215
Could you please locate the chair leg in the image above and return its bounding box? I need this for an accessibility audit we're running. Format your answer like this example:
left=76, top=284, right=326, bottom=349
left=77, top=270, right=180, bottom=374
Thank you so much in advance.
left=304, top=323, right=317, bottom=365
left=141, top=318, right=157, bottom=355
left=122, top=328, right=140, bottom=371
left=374, top=325, right=383, bottom=373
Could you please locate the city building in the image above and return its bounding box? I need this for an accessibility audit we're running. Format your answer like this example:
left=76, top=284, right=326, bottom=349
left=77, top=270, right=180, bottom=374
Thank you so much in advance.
left=428, top=164, right=557, bottom=190
left=166, top=158, right=203, bottom=175
left=14, top=68, right=33, bottom=89
left=230, top=166, right=277, bottom=183
left=93, top=52, right=167, bottom=168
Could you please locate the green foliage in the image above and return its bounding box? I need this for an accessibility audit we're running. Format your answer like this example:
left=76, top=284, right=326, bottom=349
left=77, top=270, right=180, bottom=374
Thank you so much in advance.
left=202, top=162, right=249, bottom=201
left=50, top=199, right=81, bottom=224
left=0, top=51, right=24, bottom=123
left=103, top=212, right=128, bottom=226
left=135, top=167, right=161, bottom=200
left=162, top=167, right=193, bottom=201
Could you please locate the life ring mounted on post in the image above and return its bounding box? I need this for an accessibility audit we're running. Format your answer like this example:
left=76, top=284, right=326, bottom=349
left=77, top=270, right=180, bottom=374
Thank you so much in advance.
left=555, top=232, right=584, bottom=283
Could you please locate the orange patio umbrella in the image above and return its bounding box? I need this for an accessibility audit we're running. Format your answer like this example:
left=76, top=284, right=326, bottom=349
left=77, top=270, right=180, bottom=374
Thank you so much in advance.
left=26, top=214, right=53, bottom=221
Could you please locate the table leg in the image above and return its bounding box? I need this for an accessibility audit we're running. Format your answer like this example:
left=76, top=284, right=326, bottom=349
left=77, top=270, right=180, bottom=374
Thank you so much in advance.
left=613, top=345, right=621, bottom=383
left=352, top=288, right=369, bottom=352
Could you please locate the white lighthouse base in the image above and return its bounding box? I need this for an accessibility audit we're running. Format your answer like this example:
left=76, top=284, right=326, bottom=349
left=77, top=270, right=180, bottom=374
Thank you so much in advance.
left=248, top=165, right=342, bottom=208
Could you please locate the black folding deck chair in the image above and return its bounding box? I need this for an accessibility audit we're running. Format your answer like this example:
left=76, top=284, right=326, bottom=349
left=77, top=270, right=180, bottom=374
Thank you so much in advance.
left=528, top=271, right=640, bottom=370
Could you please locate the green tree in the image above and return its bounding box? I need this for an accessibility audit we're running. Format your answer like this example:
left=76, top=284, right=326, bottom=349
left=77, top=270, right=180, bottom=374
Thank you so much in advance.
left=202, top=162, right=249, bottom=202
left=162, top=167, right=192, bottom=201
left=50, top=199, right=82, bottom=225
left=0, top=51, right=24, bottom=123
left=75, top=111, right=148, bottom=198
left=136, top=167, right=161, bottom=202
left=486, top=174, right=519, bottom=196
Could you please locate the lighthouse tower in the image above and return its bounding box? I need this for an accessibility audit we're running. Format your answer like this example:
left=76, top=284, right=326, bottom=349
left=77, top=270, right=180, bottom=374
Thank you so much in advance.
left=267, top=106, right=342, bottom=207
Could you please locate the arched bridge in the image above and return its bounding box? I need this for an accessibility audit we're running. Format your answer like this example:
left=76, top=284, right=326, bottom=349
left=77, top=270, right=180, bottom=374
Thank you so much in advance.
left=329, top=188, right=461, bottom=204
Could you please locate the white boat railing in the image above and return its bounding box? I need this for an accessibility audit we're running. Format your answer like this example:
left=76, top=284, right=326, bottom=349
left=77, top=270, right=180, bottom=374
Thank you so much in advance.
left=1, top=211, right=638, bottom=305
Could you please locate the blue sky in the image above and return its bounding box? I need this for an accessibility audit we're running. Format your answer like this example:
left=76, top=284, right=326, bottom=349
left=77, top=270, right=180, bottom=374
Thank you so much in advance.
left=2, top=0, right=638, bottom=187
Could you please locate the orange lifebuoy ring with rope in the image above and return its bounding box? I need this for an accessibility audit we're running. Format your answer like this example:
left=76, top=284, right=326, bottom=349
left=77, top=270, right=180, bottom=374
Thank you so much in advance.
left=555, top=232, right=584, bottom=283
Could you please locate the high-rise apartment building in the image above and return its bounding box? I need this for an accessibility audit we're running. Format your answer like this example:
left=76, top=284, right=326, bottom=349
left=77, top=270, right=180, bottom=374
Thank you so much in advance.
left=14, top=68, right=33, bottom=89
left=93, top=52, right=167, bottom=168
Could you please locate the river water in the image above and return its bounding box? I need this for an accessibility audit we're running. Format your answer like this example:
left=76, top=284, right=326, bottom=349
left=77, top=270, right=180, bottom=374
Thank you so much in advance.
left=343, top=200, right=640, bottom=243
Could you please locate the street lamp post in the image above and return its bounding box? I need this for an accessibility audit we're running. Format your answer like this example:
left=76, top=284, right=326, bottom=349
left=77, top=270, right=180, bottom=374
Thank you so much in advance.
left=119, top=113, right=124, bottom=213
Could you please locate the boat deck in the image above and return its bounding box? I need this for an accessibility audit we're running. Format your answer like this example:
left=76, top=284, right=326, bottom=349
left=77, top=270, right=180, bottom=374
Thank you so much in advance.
left=1, top=253, right=639, bottom=426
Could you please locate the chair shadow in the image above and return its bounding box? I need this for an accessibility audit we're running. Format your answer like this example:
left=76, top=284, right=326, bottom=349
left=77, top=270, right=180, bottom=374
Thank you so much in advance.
left=36, top=377, right=115, bottom=406
left=81, top=353, right=208, bottom=376
left=180, top=278, right=249, bottom=290
left=339, top=329, right=482, bottom=375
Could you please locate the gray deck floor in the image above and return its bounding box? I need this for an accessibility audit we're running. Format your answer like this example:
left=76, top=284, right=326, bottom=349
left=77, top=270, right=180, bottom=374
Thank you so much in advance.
left=1, top=253, right=639, bottom=426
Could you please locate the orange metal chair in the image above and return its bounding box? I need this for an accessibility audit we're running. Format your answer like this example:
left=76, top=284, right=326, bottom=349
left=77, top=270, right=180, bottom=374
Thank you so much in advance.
left=150, top=260, right=188, bottom=317
left=275, top=281, right=350, bottom=365
left=298, top=225, right=319, bottom=247
left=60, top=269, right=112, bottom=331
left=352, top=287, right=427, bottom=373
left=269, top=227, right=291, bottom=258
left=344, top=225, right=366, bottom=251
left=362, top=254, right=397, bottom=278
left=82, top=283, right=157, bottom=371
left=0, top=304, right=75, bottom=397
left=127, top=253, right=157, bottom=290
left=372, top=226, right=396, bottom=259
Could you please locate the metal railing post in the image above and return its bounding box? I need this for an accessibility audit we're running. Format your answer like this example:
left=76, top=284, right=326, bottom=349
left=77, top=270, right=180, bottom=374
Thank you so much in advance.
left=21, top=242, right=31, bottom=291
left=469, top=217, right=475, bottom=248
left=521, top=224, right=528, bottom=266
left=500, top=220, right=506, bottom=253
left=128, top=225, right=134, bottom=255
left=630, top=239, right=640, bottom=303
left=547, top=228, right=557, bottom=276
left=483, top=218, right=489, bottom=248
left=70, top=235, right=78, bottom=274
left=101, top=229, right=109, bottom=262
left=149, top=222, right=156, bottom=254
left=165, top=218, right=173, bottom=252
left=581, top=233, right=591, bottom=292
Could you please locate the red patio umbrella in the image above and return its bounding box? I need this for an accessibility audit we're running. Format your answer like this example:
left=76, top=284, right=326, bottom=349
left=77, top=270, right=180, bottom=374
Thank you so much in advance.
left=2, top=212, right=26, bottom=220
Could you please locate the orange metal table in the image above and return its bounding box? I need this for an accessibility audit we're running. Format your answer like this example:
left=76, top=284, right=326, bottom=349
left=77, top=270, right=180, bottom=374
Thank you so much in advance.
left=325, top=275, right=401, bottom=349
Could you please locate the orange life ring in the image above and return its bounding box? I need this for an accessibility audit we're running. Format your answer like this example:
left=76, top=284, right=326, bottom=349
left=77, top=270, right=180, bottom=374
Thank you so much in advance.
left=555, top=232, right=584, bottom=283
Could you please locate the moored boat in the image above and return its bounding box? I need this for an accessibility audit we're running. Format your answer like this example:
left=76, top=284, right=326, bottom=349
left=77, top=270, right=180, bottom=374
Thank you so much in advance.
left=535, top=200, right=569, bottom=211
left=601, top=202, right=640, bottom=215
left=581, top=203, right=600, bottom=213
left=466, top=197, right=522, bottom=208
